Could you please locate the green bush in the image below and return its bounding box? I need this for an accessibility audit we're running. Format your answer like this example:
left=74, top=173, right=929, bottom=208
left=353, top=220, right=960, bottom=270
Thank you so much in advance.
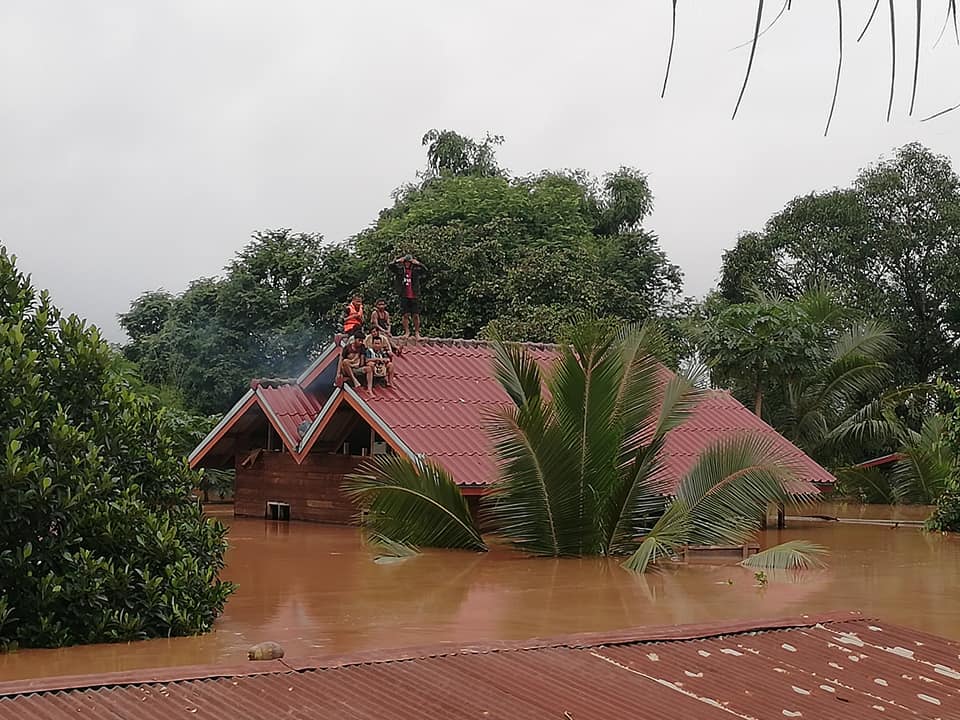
left=0, top=247, right=234, bottom=650
left=925, top=489, right=960, bottom=533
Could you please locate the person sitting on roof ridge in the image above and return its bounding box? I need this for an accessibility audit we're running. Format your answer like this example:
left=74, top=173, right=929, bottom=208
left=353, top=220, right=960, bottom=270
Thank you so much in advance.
left=370, top=298, right=391, bottom=336
left=364, top=324, right=394, bottom=354
left=364, top=335, right=394, bottom=396
left=339, top=294, right=364, bottom=345
left=389, top=254, right=427, bottom=340
left=337, top=334, right=368, bottom=390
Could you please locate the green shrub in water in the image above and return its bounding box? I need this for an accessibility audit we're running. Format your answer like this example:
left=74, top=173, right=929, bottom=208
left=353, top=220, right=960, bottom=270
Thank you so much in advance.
left=0, top=248, right=234, bottom=650
left=926, top=489, right=960, bottom=533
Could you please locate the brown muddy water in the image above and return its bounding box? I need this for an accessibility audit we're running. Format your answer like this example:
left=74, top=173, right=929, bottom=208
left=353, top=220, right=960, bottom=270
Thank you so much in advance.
left=2, top=503, right=959, bottom=682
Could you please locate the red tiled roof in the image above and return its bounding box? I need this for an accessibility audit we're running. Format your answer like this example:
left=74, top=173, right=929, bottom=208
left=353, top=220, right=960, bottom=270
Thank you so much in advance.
left=664, top=390, right=836, bottom=495
left=364, top=340, right=833, bottom=493
left=253, top=382, right=324, bottom=445
left=3, top=614, right=959, bottom=718
left=192, top=339, right=836, bottom=493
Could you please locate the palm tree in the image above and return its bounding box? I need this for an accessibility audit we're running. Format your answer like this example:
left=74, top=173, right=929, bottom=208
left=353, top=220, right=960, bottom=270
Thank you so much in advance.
left=345, top=320, right=825, bottom=572
left=773, top=321, right=898, bottom=465
left=837, top=414, right=957, bottom=505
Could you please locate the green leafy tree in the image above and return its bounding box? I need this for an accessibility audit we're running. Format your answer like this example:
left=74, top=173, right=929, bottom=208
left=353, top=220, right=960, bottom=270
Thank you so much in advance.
left=719, top=144, right=960, bottom=384
left=120, top=230, right=364, bottom=414
left=355, top=139, right=683, bottom=345
left=0, top=248, right=233, bottom=650
left=421, top=128, right=504, bottom=180
left=345, top=320, right=823, bottom=572
left=698, top=298, right=821, bottom=416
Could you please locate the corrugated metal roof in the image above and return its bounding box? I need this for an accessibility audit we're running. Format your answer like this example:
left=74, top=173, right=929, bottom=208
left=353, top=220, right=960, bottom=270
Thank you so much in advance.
left=365, top=341, right=833, bottom=493
left=3, top=614, right=958, bottom=719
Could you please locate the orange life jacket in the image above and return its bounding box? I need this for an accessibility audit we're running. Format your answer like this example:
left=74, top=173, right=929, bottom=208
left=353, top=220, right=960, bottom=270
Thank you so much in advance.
left=344, top=302, right=364, bottom=332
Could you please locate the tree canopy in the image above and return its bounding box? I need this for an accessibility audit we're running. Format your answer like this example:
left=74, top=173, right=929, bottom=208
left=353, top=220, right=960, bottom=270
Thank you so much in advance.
left=718, top=143, right=960, bottom=385
left=122, top=132, right=685, bottom=413
left=0, top=248, right=233, bottom=650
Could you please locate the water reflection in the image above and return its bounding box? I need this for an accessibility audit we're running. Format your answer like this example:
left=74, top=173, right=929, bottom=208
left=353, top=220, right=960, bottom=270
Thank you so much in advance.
left=2, top=507, right=959, bottom=682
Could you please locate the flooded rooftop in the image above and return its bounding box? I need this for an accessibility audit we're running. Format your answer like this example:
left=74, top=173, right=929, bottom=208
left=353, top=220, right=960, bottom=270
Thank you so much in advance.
left=1, top=502, right=958, bottom=683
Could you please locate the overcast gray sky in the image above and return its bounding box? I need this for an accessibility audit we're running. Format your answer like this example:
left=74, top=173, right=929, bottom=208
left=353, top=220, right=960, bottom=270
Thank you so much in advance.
left=2, top=1, right=959, bottom=342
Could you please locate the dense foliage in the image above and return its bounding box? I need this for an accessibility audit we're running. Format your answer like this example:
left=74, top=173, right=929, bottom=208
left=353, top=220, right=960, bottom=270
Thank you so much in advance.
left=698, top=288, right=899, bottom=468
left=345, top=320, right=825, bottom=572
left=121, top=131, right=685, bottom=414
left=0, top=248, right=233, bottom=650
left=120, top=231, right=363, bottom=414
left=718, top=143, right=960, bottom=386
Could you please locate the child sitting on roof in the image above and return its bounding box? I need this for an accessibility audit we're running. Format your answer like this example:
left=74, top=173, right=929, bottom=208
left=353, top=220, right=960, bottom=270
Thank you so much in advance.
left=337, top=335, right=368, bottom=389
left=364, top=336, right=394, bottom=395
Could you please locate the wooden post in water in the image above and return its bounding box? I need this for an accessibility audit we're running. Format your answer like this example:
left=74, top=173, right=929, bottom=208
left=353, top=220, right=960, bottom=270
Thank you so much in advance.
left=777, top=502, right=786, bottom=529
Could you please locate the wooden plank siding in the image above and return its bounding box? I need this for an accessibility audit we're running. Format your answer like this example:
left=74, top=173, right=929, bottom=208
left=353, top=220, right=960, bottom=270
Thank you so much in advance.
left=234, top=451, right=364, bottom=524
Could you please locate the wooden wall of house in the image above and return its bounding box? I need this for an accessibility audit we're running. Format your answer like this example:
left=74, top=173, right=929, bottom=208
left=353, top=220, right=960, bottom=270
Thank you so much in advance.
left=234, top=451, right=364, bottom=524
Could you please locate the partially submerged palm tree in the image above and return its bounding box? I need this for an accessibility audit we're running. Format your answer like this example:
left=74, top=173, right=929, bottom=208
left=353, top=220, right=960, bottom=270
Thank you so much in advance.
left=345, top=320, right=826, bottom=572
left=837, top=413, right=957, bottom=504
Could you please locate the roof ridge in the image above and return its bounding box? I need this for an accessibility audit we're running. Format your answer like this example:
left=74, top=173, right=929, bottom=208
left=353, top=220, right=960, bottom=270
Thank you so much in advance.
left=0, top=613, right=872, bottom=698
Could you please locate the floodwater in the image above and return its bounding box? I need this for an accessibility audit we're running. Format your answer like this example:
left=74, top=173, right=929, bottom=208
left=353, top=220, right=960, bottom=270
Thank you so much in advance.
left=2, top=503, right=959, bottom=683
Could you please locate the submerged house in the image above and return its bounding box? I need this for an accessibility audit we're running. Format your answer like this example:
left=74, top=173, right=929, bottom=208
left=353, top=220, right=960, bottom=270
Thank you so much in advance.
left=189, top=339, right=835, bottom=523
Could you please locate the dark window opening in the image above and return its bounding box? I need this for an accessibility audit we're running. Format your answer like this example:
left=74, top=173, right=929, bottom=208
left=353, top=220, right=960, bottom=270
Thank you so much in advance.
left=267, top=501, right=290, bottom=521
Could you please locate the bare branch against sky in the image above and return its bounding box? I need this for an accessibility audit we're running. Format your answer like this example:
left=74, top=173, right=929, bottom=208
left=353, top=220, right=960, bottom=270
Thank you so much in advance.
left=1, top=1, right=958, bottom=341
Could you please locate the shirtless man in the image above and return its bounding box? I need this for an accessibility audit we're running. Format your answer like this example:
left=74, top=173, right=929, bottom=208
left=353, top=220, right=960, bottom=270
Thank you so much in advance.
left=337, top=335, right=369, bottom=389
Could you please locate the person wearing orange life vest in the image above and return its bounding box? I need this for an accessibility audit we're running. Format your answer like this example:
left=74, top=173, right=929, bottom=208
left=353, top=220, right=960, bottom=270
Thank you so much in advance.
left=342, top=295, right=364, bottom=339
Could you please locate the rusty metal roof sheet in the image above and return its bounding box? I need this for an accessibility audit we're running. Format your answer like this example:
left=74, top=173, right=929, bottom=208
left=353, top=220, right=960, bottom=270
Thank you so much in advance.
left=2, top=613, right=957, bottom=719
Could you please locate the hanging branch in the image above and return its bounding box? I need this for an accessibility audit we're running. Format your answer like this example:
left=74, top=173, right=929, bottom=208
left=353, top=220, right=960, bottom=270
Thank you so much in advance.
left=730, top=0, right=791, bottom=50
left=732, top=1, right=765, bottom=119
left=887, top=0, right=897, bottom=121
left=858, top=0, right=882, bottom=41
left=661, top=0, right=678, bottom=98
left=909, top=0, right=922, bottom=116
left=933, top=0, right=959, bottom=46
left=824, top=0, right=844, bottom=135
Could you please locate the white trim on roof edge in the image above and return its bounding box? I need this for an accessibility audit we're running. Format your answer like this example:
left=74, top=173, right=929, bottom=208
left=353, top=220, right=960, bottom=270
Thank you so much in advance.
left=187, top=389, right=256, bottom=465
left=342, top=384, right=418, bottom=462
left=296, top=387, right=343, bottom=454
left=296, top=341, right=340, bottom=385
left=254, top=387, right=299, bottom=453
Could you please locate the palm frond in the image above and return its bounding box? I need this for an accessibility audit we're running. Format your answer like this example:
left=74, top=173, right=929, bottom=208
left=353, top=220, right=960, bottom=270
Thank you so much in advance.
left=887, top=0, right=896, bottom=121
left=491, top=334, right=543, bottom=408
left=550, top=323, right=626, bottom=554
left=741, top=540, right=829, bottom=570
left=835, top=466, right=899, bottom=504
left=369, top=534, right=419, bottom=559
left=485, top=402, right=585, bottom=555
left=343, top=455, right=486, bottom=551
left=909, top=0, right=921, bottom=116
left=732, top=1, right=766, bottom=120
left=604, top=437, right=671, bottom=555
left=857, top=0, right=881, bottom=41
left=661, top=0, right=678, bottom=98
left=623, top=436, right=801, bottom=573
left=824, top=0, right=844, bottom=136
left=680, top=436, right=797, bottom=547
left=730, top=0, right=791, bottom=50
left=890, top=415, right=955, bottom=503
left=621, top=501, right=690, bottom=573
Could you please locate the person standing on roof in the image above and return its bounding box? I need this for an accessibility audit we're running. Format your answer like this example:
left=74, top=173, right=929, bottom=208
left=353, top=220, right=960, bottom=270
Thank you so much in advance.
left=389, top=254, right=427, bottom=339
left=341, top=294, right=364, bottom=342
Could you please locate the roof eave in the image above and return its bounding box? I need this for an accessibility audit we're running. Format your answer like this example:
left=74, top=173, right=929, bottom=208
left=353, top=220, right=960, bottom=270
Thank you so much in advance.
left=188, top=389, right=257, bottom=469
